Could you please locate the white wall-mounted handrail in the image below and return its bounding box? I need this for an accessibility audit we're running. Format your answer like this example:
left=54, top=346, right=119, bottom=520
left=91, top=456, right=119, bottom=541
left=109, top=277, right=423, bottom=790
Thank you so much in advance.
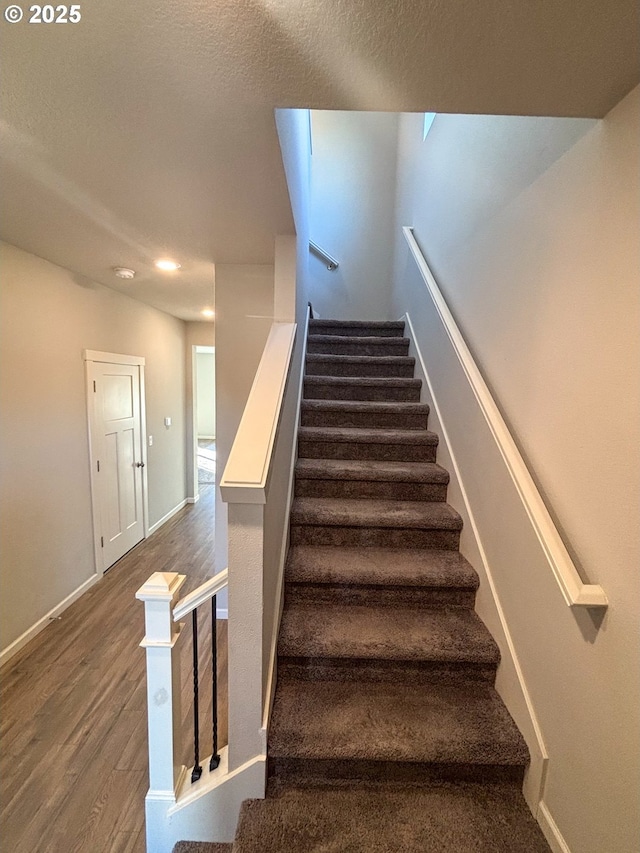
left=403, top=226, right=607, bottom=609
left=309, top=240, right=339, bottom=270
left=173, top=569, right=229, bottom=622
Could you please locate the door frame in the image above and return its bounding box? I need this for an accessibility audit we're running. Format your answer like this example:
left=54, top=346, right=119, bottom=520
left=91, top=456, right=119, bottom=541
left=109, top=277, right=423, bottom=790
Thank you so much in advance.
left=84, top=349, right=149, bottom=575
left=192, top=344, right=216, bottom=499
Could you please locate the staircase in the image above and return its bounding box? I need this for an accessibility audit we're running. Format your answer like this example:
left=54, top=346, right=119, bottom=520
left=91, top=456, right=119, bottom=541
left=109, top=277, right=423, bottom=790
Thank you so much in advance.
left=174, top=319, right=549, bottom=852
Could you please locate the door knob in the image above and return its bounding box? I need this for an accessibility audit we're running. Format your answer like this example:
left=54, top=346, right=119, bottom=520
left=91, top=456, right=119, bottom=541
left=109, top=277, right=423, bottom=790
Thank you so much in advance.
left=135, top=461, right=145, bottom=468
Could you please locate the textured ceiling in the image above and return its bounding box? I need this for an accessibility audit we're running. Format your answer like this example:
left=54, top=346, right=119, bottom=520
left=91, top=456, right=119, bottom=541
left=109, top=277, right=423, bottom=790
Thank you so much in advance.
left=1, top=0, right=638, bottom=319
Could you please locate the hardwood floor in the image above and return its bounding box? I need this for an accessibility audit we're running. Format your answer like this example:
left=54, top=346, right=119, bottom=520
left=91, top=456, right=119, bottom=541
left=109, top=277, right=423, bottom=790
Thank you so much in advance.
left=0, top=485, right=227, bottom=853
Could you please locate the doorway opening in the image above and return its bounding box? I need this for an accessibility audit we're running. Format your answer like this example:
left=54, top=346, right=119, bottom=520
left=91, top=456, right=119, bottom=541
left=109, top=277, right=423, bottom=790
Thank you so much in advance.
left=193, top=345, right=216, bottom=496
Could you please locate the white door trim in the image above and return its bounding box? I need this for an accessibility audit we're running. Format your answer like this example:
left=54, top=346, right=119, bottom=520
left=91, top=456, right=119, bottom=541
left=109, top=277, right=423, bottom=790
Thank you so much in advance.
left=84, top=351, right=149, bottom=575
left=83, top=349, right=145, bottom=366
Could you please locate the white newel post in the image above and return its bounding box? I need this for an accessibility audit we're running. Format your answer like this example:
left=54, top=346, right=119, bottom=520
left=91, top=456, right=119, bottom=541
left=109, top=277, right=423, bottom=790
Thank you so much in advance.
left=136, top=571, right=187, bottom=851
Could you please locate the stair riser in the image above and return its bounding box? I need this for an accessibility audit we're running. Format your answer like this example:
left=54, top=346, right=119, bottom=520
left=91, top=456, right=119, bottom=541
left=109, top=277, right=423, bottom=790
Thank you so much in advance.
left=295, top=478, right=447, bottom=501
left=304, top=382, right=420, bottom=402
left=284, top=582, right=476, bottom=609
left=307, top=340, right=410, bottom=357
left=298, top=439, right=437, bottom=462
left=277, top=658, right=497, bottom=685
left=301, top=409, right=428, bottom=430
left=305, top=359, right=415, bottom=378
left=290, top=525, right=460, bottom=549
left=268, top=758, right=525, bottom=788
left=309, top=324, right=405, bottom=338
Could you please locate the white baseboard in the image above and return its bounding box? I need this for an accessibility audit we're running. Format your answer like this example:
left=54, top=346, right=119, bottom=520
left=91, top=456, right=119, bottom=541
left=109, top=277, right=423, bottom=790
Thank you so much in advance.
left=403, top=311, right=548, bottom=811
left=148, top=499, right=188, bottom=535
left=0, top=573, right=99, bottom=668
left=538, top=802, right=571, bottom=853
left=187, top=495, right=200, bottom=505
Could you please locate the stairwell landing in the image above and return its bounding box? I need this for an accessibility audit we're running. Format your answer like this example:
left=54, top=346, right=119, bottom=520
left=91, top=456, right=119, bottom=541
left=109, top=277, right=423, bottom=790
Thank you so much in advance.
left=174, top=319, right=549, bottom=853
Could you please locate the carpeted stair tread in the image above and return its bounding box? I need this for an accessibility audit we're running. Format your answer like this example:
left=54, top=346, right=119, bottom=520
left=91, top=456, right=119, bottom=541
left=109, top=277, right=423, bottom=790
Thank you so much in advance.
left=306, top=336, right=410, bottom=359
left=309, top=319, right=405, bottom=337
left=305, top=353, right=416, bottom=378
left=233, top=785, right=550, bottom=853
left=304, top=375, right=421, bottom=402
left=301, top=399, right=429, bottom=416
left=278, top=603, right=499, bottom=665
left=172, top=844, right=233, bottom=853
left=304, top=375, right=420, bottom=391
left=269, top=678, right=529, bottom=766
left=295, top=458, right=449, bottom=484
left=291, top=497, right=462, bottom=530
left=301, top=399, right=429, bottom=430
left=298, top=431, right=438, bottom=464
left=298, top=425, right=438, bottom=446
left=286, top=546, right=478, bottom=589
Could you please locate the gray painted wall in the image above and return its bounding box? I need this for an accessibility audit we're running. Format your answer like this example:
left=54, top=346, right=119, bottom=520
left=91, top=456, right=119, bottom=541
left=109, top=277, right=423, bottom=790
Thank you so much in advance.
left=308, top=110, right=398, bottom=320
left=391, top=88, right=639, bottom=853
left=0, top=242, right=188, bottom=654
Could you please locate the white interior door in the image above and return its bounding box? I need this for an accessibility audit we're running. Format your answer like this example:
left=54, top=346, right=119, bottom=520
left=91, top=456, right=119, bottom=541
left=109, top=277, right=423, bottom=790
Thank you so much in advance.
left=88, top=359, right=146, bottom=571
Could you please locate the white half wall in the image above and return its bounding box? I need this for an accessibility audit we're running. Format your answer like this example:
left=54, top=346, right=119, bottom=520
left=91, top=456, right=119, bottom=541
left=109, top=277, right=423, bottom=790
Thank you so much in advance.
left=0, top=242, right=188, bottom=658
left=392, top=88, right=640, bottom=853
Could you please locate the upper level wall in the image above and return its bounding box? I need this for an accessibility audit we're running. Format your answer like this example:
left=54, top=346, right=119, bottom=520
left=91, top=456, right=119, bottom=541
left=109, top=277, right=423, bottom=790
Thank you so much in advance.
left=0, top=242, right=188, bottom=654
left=391, top=88, right=640, bottom=853
left=308, top=111, right=398, bottom=320
left=214, top=264, right=274, bottom=576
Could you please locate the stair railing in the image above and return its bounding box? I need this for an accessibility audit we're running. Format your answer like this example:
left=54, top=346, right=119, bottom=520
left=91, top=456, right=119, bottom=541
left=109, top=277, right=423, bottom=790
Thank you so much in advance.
left=135, top=568, right=229, bottom=803
left=135, top=312, right=303, bottom=853
left=309, top=240, right=339, bottom=270
left=402, top=225, right=607, bottom=608
left=173, top=570, right=229, bottom=780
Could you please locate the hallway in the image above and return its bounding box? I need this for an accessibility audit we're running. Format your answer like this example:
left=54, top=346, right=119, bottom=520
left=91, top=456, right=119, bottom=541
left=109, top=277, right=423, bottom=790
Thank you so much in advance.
left=0, top=484, right=227, bottom=853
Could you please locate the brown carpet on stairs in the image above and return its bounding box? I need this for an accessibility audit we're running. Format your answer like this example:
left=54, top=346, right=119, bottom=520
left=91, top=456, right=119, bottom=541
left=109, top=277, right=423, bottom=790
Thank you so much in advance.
left=232, top=785, right=550, bottom=853
left=175, top=318, right=549, bottom=852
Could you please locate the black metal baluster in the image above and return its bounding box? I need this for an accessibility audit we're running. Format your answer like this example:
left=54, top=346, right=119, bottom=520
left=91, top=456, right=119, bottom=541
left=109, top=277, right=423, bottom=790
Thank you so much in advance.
left=210, top=595, right=220, bottom=771
left=191, top=609, right=202, bottom=783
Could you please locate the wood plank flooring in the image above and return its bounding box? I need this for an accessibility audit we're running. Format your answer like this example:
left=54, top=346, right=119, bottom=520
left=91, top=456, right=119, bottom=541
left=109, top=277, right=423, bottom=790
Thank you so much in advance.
left=0, top=484, right=227, bottom=853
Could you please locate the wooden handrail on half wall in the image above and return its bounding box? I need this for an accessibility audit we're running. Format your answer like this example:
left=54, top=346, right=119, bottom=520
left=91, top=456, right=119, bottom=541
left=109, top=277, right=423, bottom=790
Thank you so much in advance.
left=220, top=322, right=297, bottom=504
left=402, top=226, right=607, bottom=609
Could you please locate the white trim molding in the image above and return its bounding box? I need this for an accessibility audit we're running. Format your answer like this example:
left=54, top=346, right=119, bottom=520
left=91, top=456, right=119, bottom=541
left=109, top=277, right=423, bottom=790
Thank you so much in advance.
left=403, top=226, right=607, bottom=609
left=83, top=349, right=145, bottom=366
left=220, top=322, right=297, bottom=504
left=0, top=573, right=98, bottom=667
left=537, top=801, right=572, bottom=853
left=403, top=311, right=548, bottom=811
left=262, top=304, right=311, bottom=737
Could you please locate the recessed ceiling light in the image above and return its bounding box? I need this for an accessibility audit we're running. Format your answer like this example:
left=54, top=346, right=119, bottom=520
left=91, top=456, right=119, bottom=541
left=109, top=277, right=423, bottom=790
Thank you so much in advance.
left=113, top=267, right=136, bottom=279
left=155, top=259, right=181, bottom=271
left=201, top=309, right=215, bottom=318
